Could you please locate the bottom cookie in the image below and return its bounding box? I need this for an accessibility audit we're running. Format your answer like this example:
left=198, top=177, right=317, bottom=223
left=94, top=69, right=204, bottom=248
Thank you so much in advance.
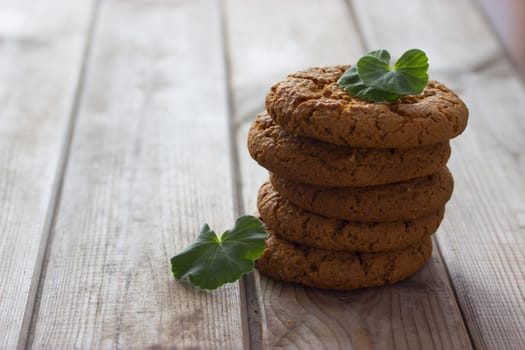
left=256, top=233, right=432, bottom=291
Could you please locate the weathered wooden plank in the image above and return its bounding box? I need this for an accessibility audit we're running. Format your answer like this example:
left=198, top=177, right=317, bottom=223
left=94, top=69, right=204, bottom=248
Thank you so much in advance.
left=29, top=0, right=245, bottom=348
left=0, top=1, right=94, bottom=348
left=439, top=76, right=525, bottom=349
left=350, top=0, right=499, bottom=73
left=224, top=0, right=472, bottom=348
left=478, top=0, right=525, bottom=78
left=351, top=0, right=525, bottom=348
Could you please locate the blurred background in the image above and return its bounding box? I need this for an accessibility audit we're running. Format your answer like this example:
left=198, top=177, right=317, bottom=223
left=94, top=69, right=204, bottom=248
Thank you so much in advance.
left=479, top=0, right=525, bottom=77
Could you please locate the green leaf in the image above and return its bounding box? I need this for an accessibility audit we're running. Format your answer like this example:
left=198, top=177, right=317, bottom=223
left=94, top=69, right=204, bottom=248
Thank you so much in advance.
left=358, top=49, right=428, bottom=96
left=337, top=49, right=429, bottom=102
left=365, top=49, right=391, bottom=65
left=170, top=215, right=268, bottom=290
left=337, top=66, right=402, bottom=102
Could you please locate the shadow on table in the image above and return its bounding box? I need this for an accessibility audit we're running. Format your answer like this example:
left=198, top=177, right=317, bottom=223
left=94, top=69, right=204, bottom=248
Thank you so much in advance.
left=255, top=247, right=472, bottom=349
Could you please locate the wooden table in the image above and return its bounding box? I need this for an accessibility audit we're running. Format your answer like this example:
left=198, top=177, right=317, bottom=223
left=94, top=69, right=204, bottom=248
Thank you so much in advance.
left=1, top=0, right=524, bottom=349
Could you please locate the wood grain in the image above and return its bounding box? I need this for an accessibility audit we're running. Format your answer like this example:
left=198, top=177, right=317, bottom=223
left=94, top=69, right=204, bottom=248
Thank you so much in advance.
left=350, top=0, right=525, bottom=348
left=350, top=0, right=499, bottom=73
left=0, top=0, right=94, bottom=348
left=29, top=0, right=245, bottom=348
left=257, top=252, right=471, bottom=350
left=440, top=77, right=525, bottom=349
left=223, top=0, right=472, bottom=348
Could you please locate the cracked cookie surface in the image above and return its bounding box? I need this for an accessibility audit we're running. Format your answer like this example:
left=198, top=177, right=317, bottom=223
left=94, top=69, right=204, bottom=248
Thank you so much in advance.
left=258, top=181, right=443, bottom=252
left=270, top=167, right=453, bottom=222
left=265, top=66, right=468, bottom=148
left=256, top=232, right=432, bottom=291
left=248, top=112, right=451, bottom=186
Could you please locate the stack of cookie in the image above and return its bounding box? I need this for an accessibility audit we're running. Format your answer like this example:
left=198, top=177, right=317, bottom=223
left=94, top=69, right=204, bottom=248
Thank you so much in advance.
left=248, top=66, right=468, bottom=291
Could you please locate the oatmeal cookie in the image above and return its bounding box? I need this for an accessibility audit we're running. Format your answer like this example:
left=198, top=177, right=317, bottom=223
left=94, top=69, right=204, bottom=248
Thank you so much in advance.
left=270, top=167, right=453, bottom=222
left=256, top=232, right=432, bottom=291
left=258, top=181, right=443, bottom=252
left=248, top=113, right=451, bottom=186
left=265, top=66, right=468, bottom=148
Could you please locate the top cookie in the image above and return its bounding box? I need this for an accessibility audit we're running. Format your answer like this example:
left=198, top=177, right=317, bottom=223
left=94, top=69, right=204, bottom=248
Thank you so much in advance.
left=266, top=66, right=468, bottom=148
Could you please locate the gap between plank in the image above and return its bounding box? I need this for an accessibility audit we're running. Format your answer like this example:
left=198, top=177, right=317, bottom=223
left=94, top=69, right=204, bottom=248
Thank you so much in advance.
left=24, top=1, right=102, bottom=348
left=218, top=0, right=264, bottom=349
left=433, top=238, right=477, bottom=346
left=342, top=0, right=370, bottom=53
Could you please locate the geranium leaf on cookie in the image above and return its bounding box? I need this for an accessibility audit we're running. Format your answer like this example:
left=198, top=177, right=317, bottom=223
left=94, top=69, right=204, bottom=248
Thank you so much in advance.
left=358, top=48, right=429, bottom=96
left=337, top=65, right=401, bottom=102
